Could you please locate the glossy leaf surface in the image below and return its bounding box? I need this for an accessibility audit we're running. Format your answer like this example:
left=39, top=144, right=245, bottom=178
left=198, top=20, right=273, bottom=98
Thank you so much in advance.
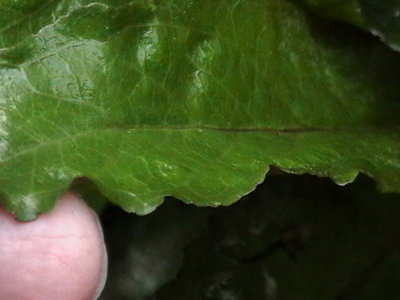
left=1, top=0, right=400, bottom=220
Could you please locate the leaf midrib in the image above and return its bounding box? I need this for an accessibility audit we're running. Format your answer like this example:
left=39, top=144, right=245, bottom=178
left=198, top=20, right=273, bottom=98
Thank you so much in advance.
left=3, top=124, right=397, bottom=164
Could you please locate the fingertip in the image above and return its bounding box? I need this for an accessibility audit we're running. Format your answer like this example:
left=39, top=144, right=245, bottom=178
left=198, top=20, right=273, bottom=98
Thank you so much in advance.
left=0, top=192, right=108, bottom=300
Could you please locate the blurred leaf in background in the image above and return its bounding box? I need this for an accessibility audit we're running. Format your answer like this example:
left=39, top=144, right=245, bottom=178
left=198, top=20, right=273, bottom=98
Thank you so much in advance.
left=296, top=0, right=400, bottom=50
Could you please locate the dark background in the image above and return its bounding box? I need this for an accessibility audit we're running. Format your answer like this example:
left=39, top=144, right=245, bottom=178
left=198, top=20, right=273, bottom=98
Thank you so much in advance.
left=98, top=173, right=400, bottom=300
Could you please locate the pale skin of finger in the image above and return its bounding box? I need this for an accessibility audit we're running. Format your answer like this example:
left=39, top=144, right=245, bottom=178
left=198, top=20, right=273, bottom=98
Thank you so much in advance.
left=0, top=192, right=107, bottom=300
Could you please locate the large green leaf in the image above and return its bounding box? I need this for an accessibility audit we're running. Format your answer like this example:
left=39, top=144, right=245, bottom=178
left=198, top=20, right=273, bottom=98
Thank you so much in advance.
left=1, top=0, right=400, bottom=220
left=297, top=0, right=400, bottom=50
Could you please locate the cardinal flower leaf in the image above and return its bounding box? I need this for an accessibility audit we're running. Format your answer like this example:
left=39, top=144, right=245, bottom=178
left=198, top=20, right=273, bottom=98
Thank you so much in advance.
left=1, top=0, right=400, bottom=220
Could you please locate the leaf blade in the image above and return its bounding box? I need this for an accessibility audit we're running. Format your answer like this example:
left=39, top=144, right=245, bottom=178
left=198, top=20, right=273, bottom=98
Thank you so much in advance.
left=1, top=0, right=400, bottom=219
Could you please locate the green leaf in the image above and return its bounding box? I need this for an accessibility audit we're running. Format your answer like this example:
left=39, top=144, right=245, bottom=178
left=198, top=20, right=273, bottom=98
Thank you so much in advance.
left=296, top=0, right=400, bottom=51
left=1, top=0, right=400, bottom=220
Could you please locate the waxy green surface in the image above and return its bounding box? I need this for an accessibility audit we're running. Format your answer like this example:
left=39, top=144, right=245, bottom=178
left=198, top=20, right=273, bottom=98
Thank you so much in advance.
left=1, top=0, right=400, bottom=220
